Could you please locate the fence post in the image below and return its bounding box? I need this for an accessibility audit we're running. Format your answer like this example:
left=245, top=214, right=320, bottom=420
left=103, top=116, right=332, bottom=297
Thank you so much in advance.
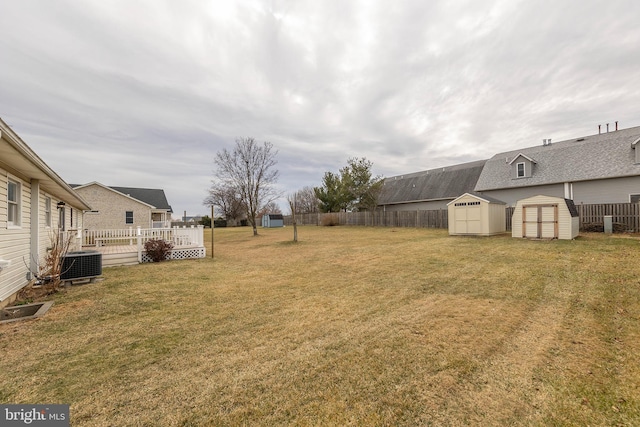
left=137, top=226, right=142, bottom=263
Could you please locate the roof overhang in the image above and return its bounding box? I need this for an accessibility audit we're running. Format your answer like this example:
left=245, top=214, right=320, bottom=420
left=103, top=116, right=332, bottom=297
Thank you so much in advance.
left=0, top=120, right=92, bottom=211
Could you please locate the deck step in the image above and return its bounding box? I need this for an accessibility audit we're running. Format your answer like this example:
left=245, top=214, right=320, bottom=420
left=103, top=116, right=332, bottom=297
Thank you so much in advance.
left=102, top=252, right=138, bottom=268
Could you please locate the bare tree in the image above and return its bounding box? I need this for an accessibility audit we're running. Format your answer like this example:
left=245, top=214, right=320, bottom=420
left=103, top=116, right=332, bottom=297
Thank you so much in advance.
left=288, top=192, right=298, bottom=242
left=258, top=201, right=282, bottom=217
left=293, top=186, right=319, bottom=214
left=214, top=137, right=280, bottom=236
left=203, top=182, right=245, bottom=225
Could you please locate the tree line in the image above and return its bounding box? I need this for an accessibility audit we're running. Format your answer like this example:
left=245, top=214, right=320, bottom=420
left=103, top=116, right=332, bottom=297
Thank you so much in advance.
left=204, top=137, right=384, bottom=235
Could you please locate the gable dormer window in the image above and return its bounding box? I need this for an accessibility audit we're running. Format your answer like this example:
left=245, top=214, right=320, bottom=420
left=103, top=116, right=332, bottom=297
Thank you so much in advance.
left=633, top=137, right=640, bottom=164
left=509, top=153, right=536, bottom=179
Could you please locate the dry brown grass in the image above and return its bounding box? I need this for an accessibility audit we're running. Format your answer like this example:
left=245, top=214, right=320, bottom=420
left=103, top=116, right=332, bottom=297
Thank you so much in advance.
left=1, top=226, right=639, bottom=426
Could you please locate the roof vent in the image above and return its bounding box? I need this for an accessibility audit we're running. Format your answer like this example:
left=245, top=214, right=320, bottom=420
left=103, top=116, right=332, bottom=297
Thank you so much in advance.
left=542, top=139, right=552, bottom=146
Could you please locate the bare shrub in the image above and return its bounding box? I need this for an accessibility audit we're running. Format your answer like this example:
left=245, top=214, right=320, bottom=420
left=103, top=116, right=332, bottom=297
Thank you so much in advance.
left=144, top=239, right=174, bottom=262
left=321, top=214, right=340, bottom=226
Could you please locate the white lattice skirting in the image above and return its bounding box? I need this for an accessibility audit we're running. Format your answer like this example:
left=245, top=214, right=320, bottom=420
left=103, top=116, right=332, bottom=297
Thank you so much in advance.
left=141, top=247, right=206, bottom=263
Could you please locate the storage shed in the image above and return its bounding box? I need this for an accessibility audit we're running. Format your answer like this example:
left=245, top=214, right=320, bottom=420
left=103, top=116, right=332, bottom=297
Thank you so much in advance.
left=261, top=214, right=284, bottom=228
left=512, top=195, right=579, bottom=239
left=447, top=193, right=507, bottom=236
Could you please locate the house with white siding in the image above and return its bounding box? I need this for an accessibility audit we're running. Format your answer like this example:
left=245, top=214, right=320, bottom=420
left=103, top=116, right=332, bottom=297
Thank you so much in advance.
left=0, top=118, right=91, bottom=307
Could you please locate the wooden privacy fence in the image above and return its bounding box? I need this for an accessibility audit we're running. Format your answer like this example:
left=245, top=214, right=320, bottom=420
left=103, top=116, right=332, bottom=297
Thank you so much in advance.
left=284, top=203, right=639, bottom=232
left=285, top=210, right=448, bottom=228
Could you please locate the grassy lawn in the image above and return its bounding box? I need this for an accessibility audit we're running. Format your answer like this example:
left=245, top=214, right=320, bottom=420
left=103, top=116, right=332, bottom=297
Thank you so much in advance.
left=1, top=226, right=639, bottom=426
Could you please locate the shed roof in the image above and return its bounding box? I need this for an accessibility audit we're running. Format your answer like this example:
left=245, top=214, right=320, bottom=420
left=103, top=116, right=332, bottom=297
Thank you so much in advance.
left=264, top=214, right=284, bottom=220
left=475, top=126, right=640, bottom=191
left=447, top=192, right=506, bottom=206
left=517, top=195, right=579, bottom=218
left=378, top=160, right=487, bottom=205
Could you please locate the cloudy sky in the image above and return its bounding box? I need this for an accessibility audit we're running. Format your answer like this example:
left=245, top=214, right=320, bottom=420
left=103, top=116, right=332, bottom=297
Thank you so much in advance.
left=1, top=0, right=639, bottom=217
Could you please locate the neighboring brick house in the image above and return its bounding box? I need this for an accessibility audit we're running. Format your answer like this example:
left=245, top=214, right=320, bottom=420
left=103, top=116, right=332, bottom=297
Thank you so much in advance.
left=72, top=182, right=173, bottom=230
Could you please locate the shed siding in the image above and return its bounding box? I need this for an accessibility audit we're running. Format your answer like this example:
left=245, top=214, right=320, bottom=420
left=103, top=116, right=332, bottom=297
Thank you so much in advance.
left=489, top=202, right=506, bottom=233
left=512, top=195, right=578, bottom=240
left=448, top=193, right=505, bottom=236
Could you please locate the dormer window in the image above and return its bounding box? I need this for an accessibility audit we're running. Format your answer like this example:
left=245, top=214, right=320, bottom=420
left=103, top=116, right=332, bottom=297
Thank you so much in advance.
left=509, top=153, right=537, bottom=179
left=633, top=137, right=640, bottom=164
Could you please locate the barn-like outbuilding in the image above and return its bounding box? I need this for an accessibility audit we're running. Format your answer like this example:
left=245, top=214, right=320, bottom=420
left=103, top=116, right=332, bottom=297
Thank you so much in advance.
left=512, top=195, right=579, bottom=239
left=447, top=193, right=507, bottom=236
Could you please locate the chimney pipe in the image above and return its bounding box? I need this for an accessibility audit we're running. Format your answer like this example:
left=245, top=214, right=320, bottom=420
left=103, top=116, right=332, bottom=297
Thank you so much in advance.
left=616, top=121, right=618, bottom=131
left=548, top=138, right=551, bottom=145
left=606, top=123, right=609, bottom=133
left=598, top=124, right=601, bottom=134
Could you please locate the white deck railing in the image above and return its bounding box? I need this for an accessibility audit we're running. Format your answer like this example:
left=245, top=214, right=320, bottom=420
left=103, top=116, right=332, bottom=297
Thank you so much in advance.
left=83, top=226, right=204, bottom=248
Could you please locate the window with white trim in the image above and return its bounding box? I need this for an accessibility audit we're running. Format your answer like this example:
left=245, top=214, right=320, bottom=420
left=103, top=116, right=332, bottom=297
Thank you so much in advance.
left=7, top=179, right=21, bottom=227
left=125, top=211, right=134, bottom=224
left=516, top=162, right=525, bottom=178
left=45, top=197, right=52, bottom=227
left=631, top=194, right=640, bottom=203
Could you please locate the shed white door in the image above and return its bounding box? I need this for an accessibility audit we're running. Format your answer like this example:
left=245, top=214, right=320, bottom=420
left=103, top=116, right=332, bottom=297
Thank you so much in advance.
left=522, top=204, right=558, bottom=238
left=454, top=202, right=482, bottom=234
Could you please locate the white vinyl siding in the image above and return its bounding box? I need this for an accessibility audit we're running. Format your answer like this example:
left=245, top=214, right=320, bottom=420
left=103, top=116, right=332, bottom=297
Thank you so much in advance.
left=0, top=173, right=32, bottom=305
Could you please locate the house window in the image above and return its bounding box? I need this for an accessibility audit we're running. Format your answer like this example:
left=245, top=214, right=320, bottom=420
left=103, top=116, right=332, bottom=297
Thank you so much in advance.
left=7, top=179, right=21, bottom=227
left=59, top=207, right=66, bottom=231
left=45, top=197, right=52, bottom=227
left=70, top=208, right=74, bottom=228
left=631, top=194, right=640, bottom=203
left=516, top=162, right=526, bottom=178
left=125, top=211, right=134, bottom=224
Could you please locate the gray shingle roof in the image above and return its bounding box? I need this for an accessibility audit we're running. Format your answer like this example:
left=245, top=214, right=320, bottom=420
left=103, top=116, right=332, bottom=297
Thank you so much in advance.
left=109, top=186, right=173, bottom=212
left=378, top=160, right=487, bottom=205
left=475, top=126, right=640, bottom=191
